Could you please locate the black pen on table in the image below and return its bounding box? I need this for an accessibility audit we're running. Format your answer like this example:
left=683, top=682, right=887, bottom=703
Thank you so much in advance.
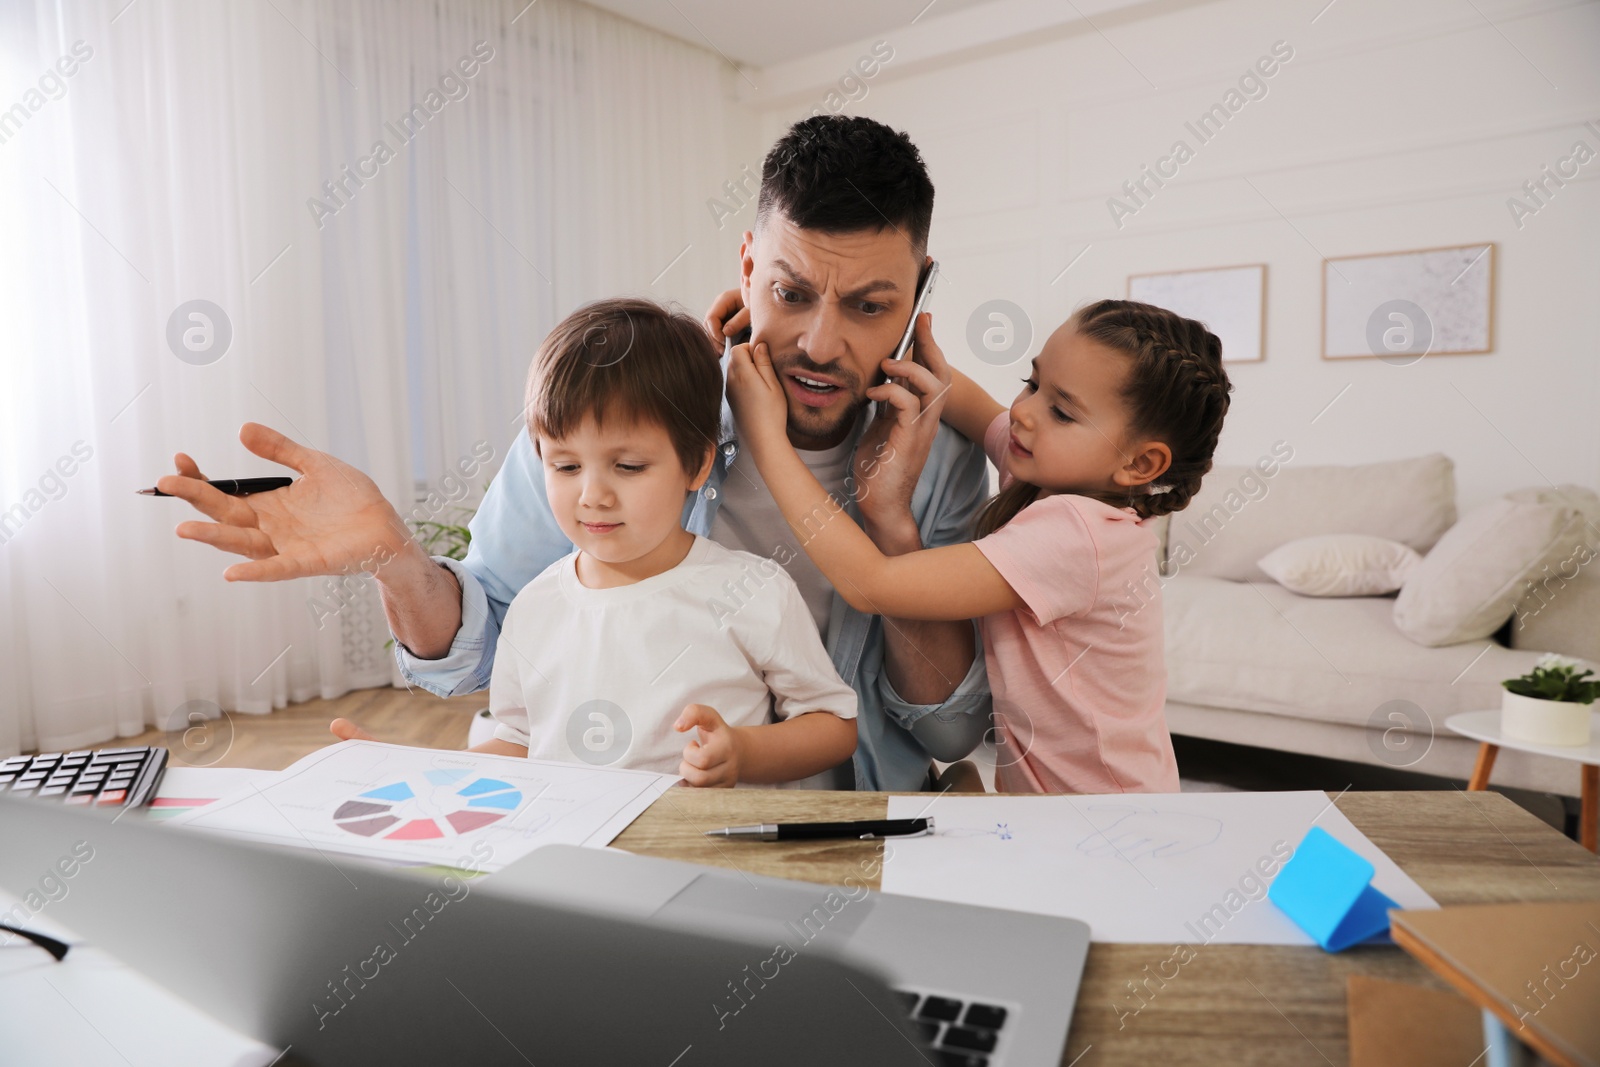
left=704, top=818, right=933, bottom=841
left=137, top=477, right=293, bottom=497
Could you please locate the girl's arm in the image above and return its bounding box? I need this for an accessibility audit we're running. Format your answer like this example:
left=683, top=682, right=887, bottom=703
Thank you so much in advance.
left=726, top=342, right=1026, bottom=622
left=888, top=316, right=1006, bottom=447
left=942, top=366, right=1007, bottom=447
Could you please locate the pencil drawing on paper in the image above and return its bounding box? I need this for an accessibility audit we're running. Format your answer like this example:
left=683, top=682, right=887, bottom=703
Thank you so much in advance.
left=940, top=822, right=1014, bottom=841
left=1076, top=805, right=1223, bottom=861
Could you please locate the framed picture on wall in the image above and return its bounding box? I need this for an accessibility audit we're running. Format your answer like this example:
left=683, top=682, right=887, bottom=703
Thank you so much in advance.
left=1127, top=264, right=1266, bottom=363
left=1321, top=243, right=1494, bottom=361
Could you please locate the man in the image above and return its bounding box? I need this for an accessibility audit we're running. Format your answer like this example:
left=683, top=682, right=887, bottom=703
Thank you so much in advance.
left=160, top=115, right=991, bottom=790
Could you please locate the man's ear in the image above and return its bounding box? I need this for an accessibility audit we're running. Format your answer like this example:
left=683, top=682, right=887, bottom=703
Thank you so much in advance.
left=1113, top=441, right=1172, bottom=489
left=739, top=230, right=756, bottom=301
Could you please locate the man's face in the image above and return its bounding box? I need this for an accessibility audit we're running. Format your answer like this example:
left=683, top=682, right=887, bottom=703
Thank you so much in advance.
left=739, top=215, right=923, bottom=450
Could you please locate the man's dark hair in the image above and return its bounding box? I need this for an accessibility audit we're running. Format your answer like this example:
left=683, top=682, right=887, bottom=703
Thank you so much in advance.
left=525, top=298, right=721, bottom=476
left=755, top=115, right=935, bottom=259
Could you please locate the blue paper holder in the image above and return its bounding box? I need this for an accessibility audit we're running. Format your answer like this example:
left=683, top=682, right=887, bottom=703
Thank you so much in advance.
left=1268, top=826, right=1398, bottom=952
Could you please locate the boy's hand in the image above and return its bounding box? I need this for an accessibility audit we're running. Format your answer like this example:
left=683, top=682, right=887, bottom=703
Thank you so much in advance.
left=725, top=341, right=788, bottom=452
left=329, top=717, right=381, bottom=743
left=328, top=717, right=529, bottom=758
left=674, top=704, right=741, bottom=788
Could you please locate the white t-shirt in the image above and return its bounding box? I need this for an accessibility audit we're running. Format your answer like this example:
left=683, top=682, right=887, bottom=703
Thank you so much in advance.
left=488, top=535, right=858, bottom=777
left=709, top=431, right=856, bottom=636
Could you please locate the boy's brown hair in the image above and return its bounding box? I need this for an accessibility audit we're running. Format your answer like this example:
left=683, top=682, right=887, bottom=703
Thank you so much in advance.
left=525, top=298, right=722, bottom=475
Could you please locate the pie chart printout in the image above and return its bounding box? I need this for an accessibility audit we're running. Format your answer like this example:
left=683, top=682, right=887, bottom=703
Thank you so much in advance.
left=164, top=740, right=681, bottom=873
left=332, top=768, right=524, bottom=840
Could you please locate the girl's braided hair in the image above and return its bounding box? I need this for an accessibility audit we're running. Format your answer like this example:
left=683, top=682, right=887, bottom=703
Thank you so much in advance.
left=973, top=299, right=1232, bottom=538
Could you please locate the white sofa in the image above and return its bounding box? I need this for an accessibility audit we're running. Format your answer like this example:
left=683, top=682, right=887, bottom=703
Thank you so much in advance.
left=1152, top=453, right=1600, bottom=797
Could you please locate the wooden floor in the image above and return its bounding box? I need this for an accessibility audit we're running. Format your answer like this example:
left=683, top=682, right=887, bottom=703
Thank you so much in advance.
left=88, top=686, right=486, bottom=771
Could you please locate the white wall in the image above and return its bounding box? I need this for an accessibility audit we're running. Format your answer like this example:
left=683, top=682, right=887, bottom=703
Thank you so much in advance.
left=740, top=0, right=1600, bottom=509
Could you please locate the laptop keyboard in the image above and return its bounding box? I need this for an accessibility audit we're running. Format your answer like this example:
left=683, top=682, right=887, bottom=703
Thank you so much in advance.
left=0, top=747, right=167, bottom=808
left=896, top=987, right=1012, bottom=1066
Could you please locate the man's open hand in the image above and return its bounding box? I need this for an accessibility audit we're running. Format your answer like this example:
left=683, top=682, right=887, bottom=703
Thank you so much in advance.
left=674, top=703, right=741, bottom=787
left=161, top=422, right=413, bottom=582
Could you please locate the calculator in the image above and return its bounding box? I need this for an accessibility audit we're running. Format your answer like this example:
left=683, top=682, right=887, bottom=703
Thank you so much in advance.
left=0, top=746, right=168, bottom=809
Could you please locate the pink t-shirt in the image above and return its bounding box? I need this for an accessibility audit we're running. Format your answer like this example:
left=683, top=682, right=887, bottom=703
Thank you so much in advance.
left=973, top=412, right=1178, bottom=794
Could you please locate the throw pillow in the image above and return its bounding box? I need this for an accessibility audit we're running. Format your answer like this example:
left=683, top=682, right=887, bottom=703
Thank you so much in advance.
left=1394, top=498, right=1590, bottom=647
left=1257, top=534, right=1421, bottom=596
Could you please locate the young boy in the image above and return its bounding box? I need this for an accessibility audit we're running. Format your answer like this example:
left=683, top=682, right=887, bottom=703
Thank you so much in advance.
left=472, top=297, right=857, bottom=786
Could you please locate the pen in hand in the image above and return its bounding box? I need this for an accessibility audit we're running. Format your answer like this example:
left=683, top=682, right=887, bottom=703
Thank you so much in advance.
left=137, top=477, right=293, bottom=497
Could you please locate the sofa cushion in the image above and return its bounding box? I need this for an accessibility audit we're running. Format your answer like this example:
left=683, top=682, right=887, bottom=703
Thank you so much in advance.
left=1505, top=484, right=1600, bottom=530
left=1165, top=453, right=1455, bottom=582
left=1258, top=534, right=1421, bottom=597
left=1504, top=485, right=1600, bottom=661
left=1163, top=576, right=1572, bottom=731
left=1512, top=571, right=1600, bottom=663
left=1393, top=498, right=1591, bottom=647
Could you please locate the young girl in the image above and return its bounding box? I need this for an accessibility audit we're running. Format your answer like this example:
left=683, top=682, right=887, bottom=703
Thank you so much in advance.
left=726, top=299, right=1231, bottom=794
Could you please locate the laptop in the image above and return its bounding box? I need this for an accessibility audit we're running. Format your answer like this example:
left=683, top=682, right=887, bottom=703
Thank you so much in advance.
left=0, top=793, right=1089, bottom=1066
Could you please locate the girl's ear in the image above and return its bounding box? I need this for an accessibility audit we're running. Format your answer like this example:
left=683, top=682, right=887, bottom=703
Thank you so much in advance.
left=1113, top=441, right=1172, bottom=489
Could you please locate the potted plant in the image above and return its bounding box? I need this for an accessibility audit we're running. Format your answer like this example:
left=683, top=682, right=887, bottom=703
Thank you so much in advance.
left=1501, top=654, right=1599, bottom=746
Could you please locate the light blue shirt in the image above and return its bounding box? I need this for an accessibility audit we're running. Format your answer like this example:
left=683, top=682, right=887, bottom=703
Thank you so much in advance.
left=396, top=346, right=994, bottom=791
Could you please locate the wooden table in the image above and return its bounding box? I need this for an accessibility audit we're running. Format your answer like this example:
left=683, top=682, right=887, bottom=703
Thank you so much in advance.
left=1452, top=709, right=1600, bottom=852
left=613, top=789, right=1600, bottom=1067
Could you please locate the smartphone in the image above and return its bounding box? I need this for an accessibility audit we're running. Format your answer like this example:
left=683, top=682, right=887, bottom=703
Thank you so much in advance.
left=888, top=260, right=940, bottom=364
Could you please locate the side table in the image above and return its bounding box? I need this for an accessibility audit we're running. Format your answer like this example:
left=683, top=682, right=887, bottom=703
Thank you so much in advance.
left=1447, top=709, right=1599, bottom=852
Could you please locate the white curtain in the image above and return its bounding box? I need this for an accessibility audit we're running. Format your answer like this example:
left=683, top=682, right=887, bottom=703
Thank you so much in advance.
left=0, top=0, right=738, bottom=755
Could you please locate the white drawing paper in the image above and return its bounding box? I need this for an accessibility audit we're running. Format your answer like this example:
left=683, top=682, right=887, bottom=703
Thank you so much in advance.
left=882, top=791, right=1436, bottom=944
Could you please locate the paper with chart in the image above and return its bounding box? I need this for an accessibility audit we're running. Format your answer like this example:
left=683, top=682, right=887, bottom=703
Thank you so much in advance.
left=146, top=766, right=281, bottom=820
left=164, top=740, right=677, bottom=872
left=881, top=791, right=1437, bottom=944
